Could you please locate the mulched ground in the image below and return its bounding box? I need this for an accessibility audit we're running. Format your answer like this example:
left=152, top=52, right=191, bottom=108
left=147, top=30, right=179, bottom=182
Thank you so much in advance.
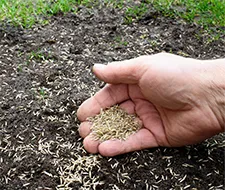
left=0, top=2, right=224, bottom=190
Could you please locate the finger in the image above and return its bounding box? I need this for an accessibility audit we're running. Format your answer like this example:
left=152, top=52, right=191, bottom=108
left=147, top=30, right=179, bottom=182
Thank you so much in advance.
left=93, top=56, right=148, bottom=84
left=79, top=121, right=91, bottom=138
left=83, top=135, right=100, bottom=154
left=98, top=128, right=159, bottom=157
left=77, top=84, right=129, bottom=121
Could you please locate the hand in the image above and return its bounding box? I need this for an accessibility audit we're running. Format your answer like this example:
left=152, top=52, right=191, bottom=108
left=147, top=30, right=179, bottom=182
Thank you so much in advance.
left=77, top=53, right=224, bottom=156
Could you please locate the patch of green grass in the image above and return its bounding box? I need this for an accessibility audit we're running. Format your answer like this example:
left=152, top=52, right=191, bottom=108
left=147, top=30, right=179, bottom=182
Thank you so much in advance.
left=150, top=0, right=225, bottom=27
left=29, top=50, right=48, bottom=61
left=123, top=0, right=225, bottom=28
left=0, top=0, right=91, bottom=28
left=124, top=2, right=148, bottom=24
left=1, top=0, right=224, bottom=30
left=39, top=88, right=46, bottom=97
left=113, top=36, right=129, bottom=47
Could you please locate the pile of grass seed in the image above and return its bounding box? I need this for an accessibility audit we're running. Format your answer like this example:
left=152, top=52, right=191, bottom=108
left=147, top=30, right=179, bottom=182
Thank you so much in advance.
left=88, top=105, right=141, bottom=142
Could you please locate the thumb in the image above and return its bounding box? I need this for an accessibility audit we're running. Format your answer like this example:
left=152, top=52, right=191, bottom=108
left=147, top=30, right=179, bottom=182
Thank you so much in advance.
left=93, top=56, right=148, bottom=84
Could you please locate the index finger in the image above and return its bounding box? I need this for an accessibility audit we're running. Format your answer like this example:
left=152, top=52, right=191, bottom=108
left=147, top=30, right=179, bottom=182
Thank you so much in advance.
left=77, top=84, right=129, bottom=121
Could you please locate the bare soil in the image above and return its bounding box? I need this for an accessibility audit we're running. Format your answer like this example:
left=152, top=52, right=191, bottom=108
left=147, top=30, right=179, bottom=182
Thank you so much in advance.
left=0, top=3, right=224, bottom=190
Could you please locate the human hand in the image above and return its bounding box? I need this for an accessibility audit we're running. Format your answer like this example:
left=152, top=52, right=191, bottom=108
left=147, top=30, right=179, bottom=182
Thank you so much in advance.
left=77, top=53, right=224, bottom=156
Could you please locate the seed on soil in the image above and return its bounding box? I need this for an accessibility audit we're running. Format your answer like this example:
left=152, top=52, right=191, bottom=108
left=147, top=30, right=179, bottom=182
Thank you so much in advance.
left=87, top=105, right=141, bottom=142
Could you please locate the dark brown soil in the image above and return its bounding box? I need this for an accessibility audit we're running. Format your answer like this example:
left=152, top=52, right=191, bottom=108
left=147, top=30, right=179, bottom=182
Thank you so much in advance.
left=0, top=2, right=224, bottom=190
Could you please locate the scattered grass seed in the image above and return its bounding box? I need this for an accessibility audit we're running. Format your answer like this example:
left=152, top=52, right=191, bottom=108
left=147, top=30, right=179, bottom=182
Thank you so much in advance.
left=88, top=105, right=141, bottom=142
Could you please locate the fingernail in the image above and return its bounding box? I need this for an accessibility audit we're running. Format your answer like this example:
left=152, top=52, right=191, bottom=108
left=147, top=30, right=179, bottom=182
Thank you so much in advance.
left=93, top=64, right=106, bottom=70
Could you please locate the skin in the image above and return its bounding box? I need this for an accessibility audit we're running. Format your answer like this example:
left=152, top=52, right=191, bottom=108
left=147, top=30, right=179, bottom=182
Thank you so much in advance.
left=77, top=53, right=225, bottom=157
